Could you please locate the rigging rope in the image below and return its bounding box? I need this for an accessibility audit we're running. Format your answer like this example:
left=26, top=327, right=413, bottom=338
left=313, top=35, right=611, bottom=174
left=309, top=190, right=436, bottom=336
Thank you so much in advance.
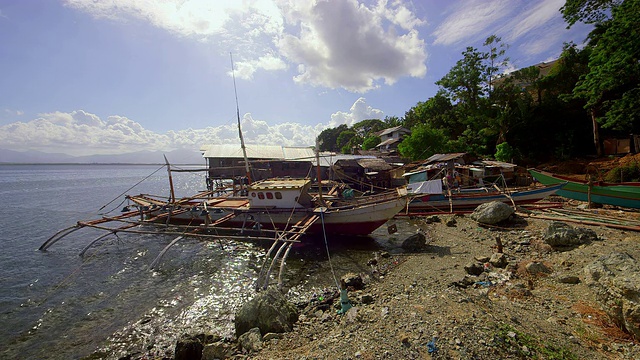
left=98, top=164, right=166, bottom=214
left=319, top=210, right=341, bottom=291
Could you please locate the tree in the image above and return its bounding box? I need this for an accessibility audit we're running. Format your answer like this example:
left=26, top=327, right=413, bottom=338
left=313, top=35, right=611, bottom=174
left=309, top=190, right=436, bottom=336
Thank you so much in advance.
left=561, top=0, right=622, bottom=27
left=317, top=124, right=348, bottom=152
left=436, top=47, right=486, bottom=109
left=362, top=135, right=381, bottom=150
left=397, top=124, right=448, bottom=161
left=383, top=116, right=402, bottom=128
left=337, top=130, right=358, bottom=154
left=484, top=35, right=509, bottom=98
left=352, top=119, right=385, bottom=138
left=570, top=0, right=640, bottom=154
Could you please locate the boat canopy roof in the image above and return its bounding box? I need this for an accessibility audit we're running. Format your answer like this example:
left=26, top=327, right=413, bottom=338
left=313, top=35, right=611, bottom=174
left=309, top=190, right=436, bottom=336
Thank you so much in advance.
left=248, top=178, right=311, bottom=190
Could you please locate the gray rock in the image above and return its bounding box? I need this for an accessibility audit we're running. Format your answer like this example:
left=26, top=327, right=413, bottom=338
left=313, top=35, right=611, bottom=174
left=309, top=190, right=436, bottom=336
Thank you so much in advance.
left=262, top=332, right=283, bottom=342
left=525, top=261, right=551, bottom=275
left=470, top=201, right=515, bottom=225
left=584, top=252, right=640, bottom=339
left=543, top=222, right=598, bottom=247
left=401, top=231, right=428, bottom=251
left=464, top=262, right=484, bottom=276
left=489, top=253, right=508, bottom=268
left=234, top=287, right=298, bottom=337
left=175, top=334, right=203, bottom=360
left=237, top=327, right=263, bottom=353
left=341, top=272, right=364, bottom=290
left=202, top=341, right=235, bottom=360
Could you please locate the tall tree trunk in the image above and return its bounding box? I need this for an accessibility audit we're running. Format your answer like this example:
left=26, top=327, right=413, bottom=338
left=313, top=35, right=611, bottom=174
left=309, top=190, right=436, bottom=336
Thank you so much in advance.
left=590, top=108, right=602, bottom=157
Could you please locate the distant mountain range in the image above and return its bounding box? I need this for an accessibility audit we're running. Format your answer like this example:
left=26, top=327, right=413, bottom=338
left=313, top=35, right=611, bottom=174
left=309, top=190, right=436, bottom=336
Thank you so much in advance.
left=0, top=148, right=206, bottom=165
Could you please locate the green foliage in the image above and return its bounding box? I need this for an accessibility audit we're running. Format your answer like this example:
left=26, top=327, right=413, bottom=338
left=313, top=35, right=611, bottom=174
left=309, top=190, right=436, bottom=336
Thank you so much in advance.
left=561, top=0, right=622, bottom=27
left=352, top=119, right=385, bottom=137
left=571, top=0, right=640, bottom=133
left=362, top=135, right=381, bottom=150
left=495, top=324, right=577, bottom=360
left=494, top=142, right=514, bottom=162
left=336, top=130, right=358, bottom=154
left=383, top=115, right=402, bottom=128
left=604, top=162, right=640, bottom=182
left=436, top=46, right=486, bottom=108
left=317, top=124, right=348, bottom=152
left=397, top=123, right=448, bottom=161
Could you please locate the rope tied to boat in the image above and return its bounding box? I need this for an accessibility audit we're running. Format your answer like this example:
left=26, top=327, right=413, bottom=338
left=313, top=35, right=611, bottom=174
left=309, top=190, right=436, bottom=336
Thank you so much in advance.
left=98, top=164, right=166, bottom=215
left=318, top=208, right=354, bottom=314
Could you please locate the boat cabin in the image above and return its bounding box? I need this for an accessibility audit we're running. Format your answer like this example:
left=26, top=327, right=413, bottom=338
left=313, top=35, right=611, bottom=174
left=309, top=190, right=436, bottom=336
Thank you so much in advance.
left=247, top=178, right=313, bottom=209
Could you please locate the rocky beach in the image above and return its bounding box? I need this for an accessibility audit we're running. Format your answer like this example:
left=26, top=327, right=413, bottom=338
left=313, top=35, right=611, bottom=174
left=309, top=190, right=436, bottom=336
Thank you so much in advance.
left=142, top=200, right=640, bottom=360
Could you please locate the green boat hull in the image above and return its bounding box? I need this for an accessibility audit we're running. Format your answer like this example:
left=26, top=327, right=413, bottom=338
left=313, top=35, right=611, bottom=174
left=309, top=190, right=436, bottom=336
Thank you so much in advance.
left=529, top=169, right=640, bottom=209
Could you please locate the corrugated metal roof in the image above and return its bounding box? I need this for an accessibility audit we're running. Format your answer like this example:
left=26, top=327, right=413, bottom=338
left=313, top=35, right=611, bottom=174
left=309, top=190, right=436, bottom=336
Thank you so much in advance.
left=478, top=160, right=516, bottom=168
left=356, top=158, right=392, bottom=171
left=317, top=153, right=376, bottom=167
left=424, top=153, right=466, bottom=164
left=378, top=126, right=410, bottom=137
left=202, top=144, right=315, bottom=161
left=376, top=138, right=400, bottom=147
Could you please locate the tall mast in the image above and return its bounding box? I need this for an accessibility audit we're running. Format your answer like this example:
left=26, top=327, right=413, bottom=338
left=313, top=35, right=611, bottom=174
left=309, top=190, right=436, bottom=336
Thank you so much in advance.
left=230, top=53, right=251, bottom=184
left=164, top=154, right=176, bottom=203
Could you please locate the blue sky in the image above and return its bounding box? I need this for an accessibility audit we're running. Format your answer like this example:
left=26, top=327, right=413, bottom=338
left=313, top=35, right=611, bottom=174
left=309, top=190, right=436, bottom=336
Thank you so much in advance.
left=0, top=0, right=592, bottom=156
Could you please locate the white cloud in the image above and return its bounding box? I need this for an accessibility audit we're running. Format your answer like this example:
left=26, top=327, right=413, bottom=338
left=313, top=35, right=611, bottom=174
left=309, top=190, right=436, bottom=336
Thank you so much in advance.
left=329, top=97, right=385, bottom=127
left=433, top=0, right=511, bottom=46
left=277, top=0, right=427, bottom=92
left=504, top=0, right=565, bottom=42
left=0, top=99, right=382, bottom=155
left=66, top=0, right=427, bottom=92
left=231, top=54, right=287, bottom=80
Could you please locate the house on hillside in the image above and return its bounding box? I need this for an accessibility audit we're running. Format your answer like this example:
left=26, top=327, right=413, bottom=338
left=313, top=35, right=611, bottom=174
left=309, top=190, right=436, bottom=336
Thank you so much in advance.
left=375, top=126, right=411, bottom=152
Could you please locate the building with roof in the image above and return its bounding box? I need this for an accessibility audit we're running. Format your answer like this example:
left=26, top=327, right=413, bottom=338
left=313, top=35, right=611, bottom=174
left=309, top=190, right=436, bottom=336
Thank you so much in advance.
left=374, top=126, right=411, bottom=152
left=199, top=144, right=317, bottom=182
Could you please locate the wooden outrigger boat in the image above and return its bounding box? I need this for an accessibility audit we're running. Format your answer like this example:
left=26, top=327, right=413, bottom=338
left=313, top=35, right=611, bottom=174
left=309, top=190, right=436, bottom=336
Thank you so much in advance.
left=404, top=180, right=566, bottom=213
left=529, top=168, right=640, bottom=209
left=124, top=177, right=407, bottom=236
left=39, top=57, right=408, bottom=289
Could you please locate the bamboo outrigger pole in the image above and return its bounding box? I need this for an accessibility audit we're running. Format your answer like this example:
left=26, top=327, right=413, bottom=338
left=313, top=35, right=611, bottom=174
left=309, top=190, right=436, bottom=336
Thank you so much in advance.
left=164, top=154, right=176, bottom=203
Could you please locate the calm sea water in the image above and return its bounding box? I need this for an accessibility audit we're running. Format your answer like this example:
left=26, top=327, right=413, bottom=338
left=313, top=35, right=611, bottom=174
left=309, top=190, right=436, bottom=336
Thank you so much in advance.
left=0, top=164, right=406, bottom=359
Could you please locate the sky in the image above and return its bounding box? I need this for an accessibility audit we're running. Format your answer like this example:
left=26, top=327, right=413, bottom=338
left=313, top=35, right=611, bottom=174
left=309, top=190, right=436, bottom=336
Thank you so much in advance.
left=0, top=0, right=592, bottom=156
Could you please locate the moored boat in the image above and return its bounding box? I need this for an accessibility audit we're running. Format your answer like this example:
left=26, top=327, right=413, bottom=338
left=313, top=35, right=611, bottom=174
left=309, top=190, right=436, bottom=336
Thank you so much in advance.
left=126, top=177, right=408, bottom=236
left=528, top=168, right=640, bottom=209
left=404, top=179, right=566, bottom=213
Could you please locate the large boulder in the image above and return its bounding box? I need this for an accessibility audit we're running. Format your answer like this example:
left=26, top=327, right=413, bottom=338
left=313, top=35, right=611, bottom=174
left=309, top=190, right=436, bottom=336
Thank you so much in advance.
left=470, top=201, right=514, bottom=225
left=234, top=287, right=298, bottom=337
left=543, top=222, right=598, bottom=248
left=401, top=231, right=428, bottom=251
left=583, top=252, right=640, bottom=338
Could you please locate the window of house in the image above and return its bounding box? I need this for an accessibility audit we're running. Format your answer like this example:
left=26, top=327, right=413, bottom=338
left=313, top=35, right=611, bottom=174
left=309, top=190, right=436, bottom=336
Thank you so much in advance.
left=266, top=192, right=273, bottom=199
left=275, top=192, right=282, bottom=199
left=258, top=192, right=265, bottom=199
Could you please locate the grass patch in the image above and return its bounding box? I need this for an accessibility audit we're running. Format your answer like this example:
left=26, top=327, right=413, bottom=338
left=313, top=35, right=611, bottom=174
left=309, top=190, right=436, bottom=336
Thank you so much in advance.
left=603, top=162, right=640, bottom=182
left=494, top=324, right=577, bottom=360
